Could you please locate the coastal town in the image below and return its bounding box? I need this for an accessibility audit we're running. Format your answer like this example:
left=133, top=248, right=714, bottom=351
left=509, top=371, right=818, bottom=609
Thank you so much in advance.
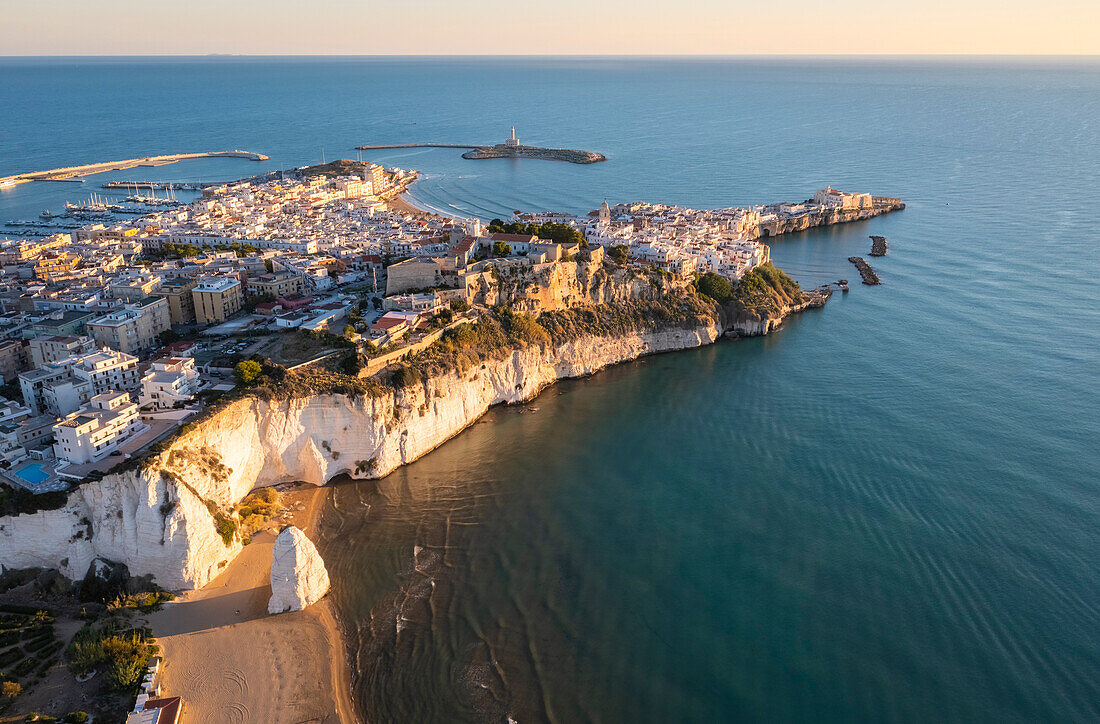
left=0, top=154, right=901, bottom=721
left=0, top=160, right=903, bottom=496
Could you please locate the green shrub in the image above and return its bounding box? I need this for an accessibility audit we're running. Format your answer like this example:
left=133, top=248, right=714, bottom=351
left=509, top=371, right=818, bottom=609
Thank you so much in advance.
left=64, top=713, right=89, bottom=724
left=215, top=516, right=237, bottom=546
left=234, top=360, right=263, bottom=385
left=695, top=272, right=733, bottom=302
left=66, top=624, right=157, bottom=691
left=389, top=365, right=422, bottom=388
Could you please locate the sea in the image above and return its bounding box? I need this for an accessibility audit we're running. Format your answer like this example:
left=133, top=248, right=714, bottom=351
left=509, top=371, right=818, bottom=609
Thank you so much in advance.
left=1, top=56, right=1098, bottom=723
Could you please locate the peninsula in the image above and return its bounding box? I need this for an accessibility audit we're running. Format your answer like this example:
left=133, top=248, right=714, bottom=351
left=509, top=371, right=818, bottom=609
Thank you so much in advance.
left=357, top=127, right=607, bottom=164
left=0, top=159, right=900, bottom=721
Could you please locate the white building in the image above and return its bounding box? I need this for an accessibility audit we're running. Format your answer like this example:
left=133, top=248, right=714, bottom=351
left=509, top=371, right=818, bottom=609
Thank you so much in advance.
left=139, top=357, right=201, bottom=410
left=19, top=348, right=140, bottom=416
left=53, top=391, right=147, bottom=465
left=28, top=335, right=96, bottom=368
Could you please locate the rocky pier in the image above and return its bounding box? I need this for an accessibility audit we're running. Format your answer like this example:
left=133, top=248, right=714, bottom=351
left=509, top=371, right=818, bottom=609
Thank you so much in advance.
left=848, top=256, right=881, bottom=285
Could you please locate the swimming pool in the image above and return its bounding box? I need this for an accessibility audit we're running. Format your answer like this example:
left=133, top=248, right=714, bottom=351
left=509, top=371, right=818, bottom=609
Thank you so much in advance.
left=13, top=463, right=51, bottom=486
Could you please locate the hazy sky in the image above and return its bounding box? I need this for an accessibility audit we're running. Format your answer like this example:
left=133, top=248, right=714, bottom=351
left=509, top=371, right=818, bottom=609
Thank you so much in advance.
left=4, top=0, right=1099, bottom=56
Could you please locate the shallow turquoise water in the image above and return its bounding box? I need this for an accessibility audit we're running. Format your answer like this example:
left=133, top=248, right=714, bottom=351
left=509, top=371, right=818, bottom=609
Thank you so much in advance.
left=2, top=57, right=1098, bottom=722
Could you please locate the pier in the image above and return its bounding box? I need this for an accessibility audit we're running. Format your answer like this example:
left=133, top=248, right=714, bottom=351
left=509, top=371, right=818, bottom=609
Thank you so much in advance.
left=848, top=257, right=881, bottom=285
left=0, top=150, right=269, bottom=189
left=355, top=143, right=478, bottom=151
left=869, top=235, right=888, bottom=257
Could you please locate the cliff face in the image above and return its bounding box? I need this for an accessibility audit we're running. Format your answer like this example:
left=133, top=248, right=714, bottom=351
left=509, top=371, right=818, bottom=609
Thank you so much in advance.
left=0, top=322, right=720, bottom=591
left=760, top=200, right=905, bottom=237
left=468, top=259, right=685, bottom=313
left=0, top=269, right=825, bottom=591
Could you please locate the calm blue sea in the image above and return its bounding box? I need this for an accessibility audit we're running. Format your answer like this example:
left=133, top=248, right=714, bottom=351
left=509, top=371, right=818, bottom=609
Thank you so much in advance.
left=2, top=57, right=1098, bottom=722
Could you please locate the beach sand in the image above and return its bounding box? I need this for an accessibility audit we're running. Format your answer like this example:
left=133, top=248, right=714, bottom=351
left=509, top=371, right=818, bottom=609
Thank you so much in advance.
left=148, top=485, right=358, bottom=724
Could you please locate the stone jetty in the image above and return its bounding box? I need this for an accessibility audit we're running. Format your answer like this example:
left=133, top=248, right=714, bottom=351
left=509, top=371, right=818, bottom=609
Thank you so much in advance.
left=848, top=256, right=881, bottom=285
left=869, top=235, right=889, bottom=257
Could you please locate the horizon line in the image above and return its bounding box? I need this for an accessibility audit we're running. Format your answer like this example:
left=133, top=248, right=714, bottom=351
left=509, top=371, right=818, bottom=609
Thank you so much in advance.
left=1, top=52, right=1098, bottom=59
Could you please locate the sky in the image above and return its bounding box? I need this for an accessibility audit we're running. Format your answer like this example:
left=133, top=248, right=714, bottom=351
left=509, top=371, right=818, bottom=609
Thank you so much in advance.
left=3, top=0, right=1099, bottom=56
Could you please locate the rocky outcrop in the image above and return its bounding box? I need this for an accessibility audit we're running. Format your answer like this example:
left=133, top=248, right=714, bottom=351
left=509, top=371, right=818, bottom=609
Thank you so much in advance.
left=0, top=290, right=821, bottom=592
left=466, top=259, right=686, bottom=313
left=268, top=526, right=330, bottom=614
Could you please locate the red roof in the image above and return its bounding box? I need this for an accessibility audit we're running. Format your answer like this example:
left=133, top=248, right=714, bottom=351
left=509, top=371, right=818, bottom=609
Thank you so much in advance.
left=489, top=233, right=537, bottom=243
left=141, top=696, right=182, bottom=724
left=450, top=236, right=476, bottom=255
left=372, top=316, right=408, bottom=331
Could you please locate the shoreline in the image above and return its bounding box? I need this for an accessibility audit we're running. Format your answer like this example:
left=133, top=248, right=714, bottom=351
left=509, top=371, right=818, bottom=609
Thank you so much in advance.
left=148, top=484, right=360, bottom=724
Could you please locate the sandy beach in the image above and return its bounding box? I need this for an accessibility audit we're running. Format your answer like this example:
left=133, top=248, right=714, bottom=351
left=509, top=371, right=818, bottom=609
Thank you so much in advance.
left=148, top=485, right=358, bottom=724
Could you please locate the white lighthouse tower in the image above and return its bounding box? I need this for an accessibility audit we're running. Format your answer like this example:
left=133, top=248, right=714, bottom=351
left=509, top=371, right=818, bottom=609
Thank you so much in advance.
left=505, top=126, right=520, bottom=148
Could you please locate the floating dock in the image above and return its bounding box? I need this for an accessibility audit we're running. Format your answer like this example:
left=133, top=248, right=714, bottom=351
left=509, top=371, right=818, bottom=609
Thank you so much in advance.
left=848, top=257, right=881, bottom=285
left=0, top=150, right=268, bottom=189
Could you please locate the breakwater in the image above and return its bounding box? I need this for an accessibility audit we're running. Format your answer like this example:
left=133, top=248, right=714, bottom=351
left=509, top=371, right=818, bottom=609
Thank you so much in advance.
left=0, top=150, right=269, bottom=189
left=848, top=256, right=881, bottom=285
left=870, top=235, right=889, bottom=257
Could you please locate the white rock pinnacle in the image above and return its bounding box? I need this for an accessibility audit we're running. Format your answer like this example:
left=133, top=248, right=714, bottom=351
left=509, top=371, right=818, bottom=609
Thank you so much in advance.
left=268, top=526, right=330, bottom=614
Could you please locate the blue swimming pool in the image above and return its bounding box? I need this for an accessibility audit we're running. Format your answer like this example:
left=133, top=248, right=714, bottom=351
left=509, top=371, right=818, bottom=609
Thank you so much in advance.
left=13, top=463, right=50, bottom=486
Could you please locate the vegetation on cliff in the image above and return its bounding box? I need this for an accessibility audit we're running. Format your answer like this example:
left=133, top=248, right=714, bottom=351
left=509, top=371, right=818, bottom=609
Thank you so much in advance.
left=696, top=263, right=806, bottom=317
left=399, top=295, right=715, bottom=380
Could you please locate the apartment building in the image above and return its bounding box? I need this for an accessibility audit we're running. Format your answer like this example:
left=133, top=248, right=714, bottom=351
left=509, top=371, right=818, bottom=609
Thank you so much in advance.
left=19, top=348, right=140, bottom=415
left=28, top=335, right=96, bottom=368
left=86, top=297, right=171, bottom=354
left=192, top=276, right=243, bottom=324
left=0, top=339, right=27, bottom=382
left=246, top=271, right=309, bottom=299
left=53, top=391, right=148, bottom=465
left=155, top=277, right=198, bottom=325
left=139, top=357, right=201, bottom=410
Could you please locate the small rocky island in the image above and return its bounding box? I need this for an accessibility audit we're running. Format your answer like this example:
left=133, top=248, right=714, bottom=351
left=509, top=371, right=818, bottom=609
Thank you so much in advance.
left=357, top=127, right=607, bottom=165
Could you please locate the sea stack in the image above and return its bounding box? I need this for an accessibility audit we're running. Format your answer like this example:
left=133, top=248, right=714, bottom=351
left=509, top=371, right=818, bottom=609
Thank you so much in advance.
left=268, top=526, right=331, bottom=614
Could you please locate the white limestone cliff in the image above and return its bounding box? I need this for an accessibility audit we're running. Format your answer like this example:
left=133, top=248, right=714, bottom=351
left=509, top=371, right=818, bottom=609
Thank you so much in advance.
left=0, top=302, right=827, bottom=592
left=268, top=526, right=330, bottom=614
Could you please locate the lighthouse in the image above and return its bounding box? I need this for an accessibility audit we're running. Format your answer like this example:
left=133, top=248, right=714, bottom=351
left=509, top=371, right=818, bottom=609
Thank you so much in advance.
left=505, top=126, right=520, bottom=148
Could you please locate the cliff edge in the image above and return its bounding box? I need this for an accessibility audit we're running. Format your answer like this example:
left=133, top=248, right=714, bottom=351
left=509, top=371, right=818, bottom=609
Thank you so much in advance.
left=0, top=274, right=819, bottom=590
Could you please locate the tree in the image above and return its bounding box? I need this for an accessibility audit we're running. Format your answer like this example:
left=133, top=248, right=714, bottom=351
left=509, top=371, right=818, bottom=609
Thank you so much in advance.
left=608, top=245, right=629, bottom=264
left=2, top=681, right=20, bottom=699
left=449, top=298, right=470, bottom=313
left=342, top=324, right=356, bottom=340
left=264, top=259, right=274, bottom=273
left=696, top=272, right=733, bottom=302
left=492, top=241, right=511, bottom=257
left=234, top=360, right=262, bottom=385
